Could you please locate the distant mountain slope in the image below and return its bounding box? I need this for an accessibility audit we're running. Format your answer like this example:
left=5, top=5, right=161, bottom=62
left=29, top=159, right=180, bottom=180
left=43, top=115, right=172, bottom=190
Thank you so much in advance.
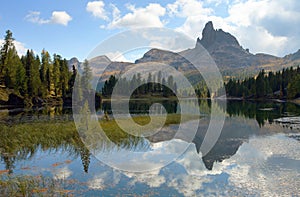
left=68, top=21, right=300, bottom=84
left=135, top=21, right=300, bottom=78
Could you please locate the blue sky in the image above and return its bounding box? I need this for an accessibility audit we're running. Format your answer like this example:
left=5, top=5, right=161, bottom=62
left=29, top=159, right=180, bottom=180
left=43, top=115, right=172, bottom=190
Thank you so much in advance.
left=0, top=0, right=299, bottom=61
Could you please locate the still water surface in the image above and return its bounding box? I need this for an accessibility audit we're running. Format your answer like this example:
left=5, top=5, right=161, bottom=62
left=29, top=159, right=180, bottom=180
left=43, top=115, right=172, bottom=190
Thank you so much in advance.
left=0, top=100, right=299, bottom=196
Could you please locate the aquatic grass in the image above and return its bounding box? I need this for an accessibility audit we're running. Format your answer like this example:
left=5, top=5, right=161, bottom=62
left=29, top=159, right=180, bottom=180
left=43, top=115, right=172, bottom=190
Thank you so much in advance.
left=0, top=114, right=198, bottom=153
left=0, top=114, right=199, bottom=172
left=0, top=174, right=73, bottom=196
left=100, top=114, right=199, bottom=137
left=0, top=114, right=199, bottom=194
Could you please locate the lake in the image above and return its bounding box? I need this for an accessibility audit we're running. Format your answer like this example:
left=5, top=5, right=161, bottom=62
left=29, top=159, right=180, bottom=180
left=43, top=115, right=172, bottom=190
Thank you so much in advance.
left=0, top=100, right=300, bottom=196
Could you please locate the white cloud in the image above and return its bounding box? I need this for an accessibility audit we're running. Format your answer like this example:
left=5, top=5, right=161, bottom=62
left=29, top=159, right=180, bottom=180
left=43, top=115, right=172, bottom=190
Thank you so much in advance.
left=14, top=40, right=28, bottom=56
left=110, top=4, right=121, bottom=20
left=86, top=1, right=108, bottom=20
left=88, top=0, right=297, bottom=56
left=166, top=0, right=224, bottom=40
left=84, top=133, right=300, bottom=196
left=168, top=0, right=300, bottom=56
left=124, top=170, right=166, bottom=188
left=107, top=3, right=166, bottom=29
left=221, top=134, right=300, bottom=196
left=230, top=26, right=288, bottom=55
left=167, top=0, right=213, bottom=17
left=50, top=11, right=72, bottom=26
left=25, top=11, right=72, bottom=26
left=224, top=0, right=300, bottom=56
left=52, top=166, right=72, bottom=180
left=25, top=11, right=47, bottom=24
left=88, top=171, right=121, bottom=189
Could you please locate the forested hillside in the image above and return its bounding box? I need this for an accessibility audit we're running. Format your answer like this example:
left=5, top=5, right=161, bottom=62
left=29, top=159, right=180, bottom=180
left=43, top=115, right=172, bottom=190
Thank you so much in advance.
left=225, top=67, right=300, bottom=99
left=0, top=30, right=92, bottom=106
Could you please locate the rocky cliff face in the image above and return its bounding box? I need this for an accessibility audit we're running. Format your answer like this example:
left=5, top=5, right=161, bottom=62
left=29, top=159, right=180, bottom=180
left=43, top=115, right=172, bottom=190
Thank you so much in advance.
left=197, top=21, right=239, bottom=49
left=194, top=21, right=258, bottom=68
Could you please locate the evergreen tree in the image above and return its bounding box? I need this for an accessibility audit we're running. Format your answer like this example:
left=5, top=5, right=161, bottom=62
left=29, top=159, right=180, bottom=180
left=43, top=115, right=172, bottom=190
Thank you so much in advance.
left=15, top=62, right=27, bottom=96
left=69, top=65, right=77, bottom=94
left=53, top=54, right=61, bottom=96
left=255, top=70, right=266, bottom=98
left=32, top=55, right=42, bottom=96
left=3, top=46, right=20, bottom=88
left=60, top=58, right=70, bottom=98
left=40, top=49, right=51, bottom=97
left=81, top=59, right=92, bottom=89
left=287, top=74, right=300, bottom=99
left=0, top=30, right=14, bottom=84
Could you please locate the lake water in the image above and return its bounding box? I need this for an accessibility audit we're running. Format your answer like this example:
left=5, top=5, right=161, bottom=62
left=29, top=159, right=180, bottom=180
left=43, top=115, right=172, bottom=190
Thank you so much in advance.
left=0, top=100, right=300, bottom=196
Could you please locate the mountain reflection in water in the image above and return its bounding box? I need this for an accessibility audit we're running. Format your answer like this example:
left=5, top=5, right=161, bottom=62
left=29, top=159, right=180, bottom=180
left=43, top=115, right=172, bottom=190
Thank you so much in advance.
left=0, top=99, right=299, bottom=196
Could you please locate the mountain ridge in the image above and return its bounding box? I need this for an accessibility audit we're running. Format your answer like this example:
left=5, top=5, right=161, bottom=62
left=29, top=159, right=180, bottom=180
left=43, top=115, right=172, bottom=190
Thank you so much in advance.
left=69, top=21, right=300, bottom=82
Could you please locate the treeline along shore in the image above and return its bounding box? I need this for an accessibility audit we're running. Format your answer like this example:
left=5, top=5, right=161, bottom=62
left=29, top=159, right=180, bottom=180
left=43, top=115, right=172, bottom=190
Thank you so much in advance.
left=1, top=29, right=299, bottom=108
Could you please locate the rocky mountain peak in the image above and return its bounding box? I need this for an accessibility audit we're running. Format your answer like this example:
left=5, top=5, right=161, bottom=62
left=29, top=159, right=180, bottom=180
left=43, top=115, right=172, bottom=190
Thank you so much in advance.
left=68, top=57, right=81, bottom=70
left=196, top=21, right=240, bottom=50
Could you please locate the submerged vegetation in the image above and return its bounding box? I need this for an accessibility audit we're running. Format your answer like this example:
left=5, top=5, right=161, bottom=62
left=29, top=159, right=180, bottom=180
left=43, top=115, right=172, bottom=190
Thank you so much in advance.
left=0, top=113, right=198, bottom=173
left=0, top=112, right=199, bottom=195
left=0, top=174, right=73, bottom=197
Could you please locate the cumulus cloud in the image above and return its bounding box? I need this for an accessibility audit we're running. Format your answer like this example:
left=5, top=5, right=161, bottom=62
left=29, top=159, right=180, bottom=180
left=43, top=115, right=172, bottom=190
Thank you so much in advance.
left=107, top=3, right=166, bottom=29
left=86, top=0, right=299, bottom=56
left=50, top=11, right=72, bottom=26
left=225, top=0, right=300, bottom=56
left=167, top=0, right=213, bottom=17
left=25, top=11, right=72, bottom=26
left=86, top=0, right=108, bottom=20
left=166, top=0, right=300, bottom=56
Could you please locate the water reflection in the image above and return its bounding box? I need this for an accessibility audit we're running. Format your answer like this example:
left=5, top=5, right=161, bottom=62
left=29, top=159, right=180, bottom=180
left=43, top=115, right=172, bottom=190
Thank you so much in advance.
left=0, top=99, right=300, bottom=195
left=223, top=100, right=300, bottom=127
left=0, top=105, right=73, bottom=124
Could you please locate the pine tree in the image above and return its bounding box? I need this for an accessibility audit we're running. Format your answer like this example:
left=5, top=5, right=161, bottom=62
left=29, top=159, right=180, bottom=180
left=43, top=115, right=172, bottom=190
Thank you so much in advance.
left=40, top=49, right=51, bottom=97
left=81, top=59, right=92, bottom=89
left=32, top=55, right=42, bottom=96
left=287, top=74, right=300, bottom=99
left=15, top=62, right=27, bottom=95
left=52, top=54, right=61, bottom=96
left=60, top=58, right=70, bottom=98
left=256, top=70, right=266, bottom=98
left=4, top=46, right=20, bottom=88
left=69, top=65, right=77, bottom=94
left=0, top=30, right=14, bottom=85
